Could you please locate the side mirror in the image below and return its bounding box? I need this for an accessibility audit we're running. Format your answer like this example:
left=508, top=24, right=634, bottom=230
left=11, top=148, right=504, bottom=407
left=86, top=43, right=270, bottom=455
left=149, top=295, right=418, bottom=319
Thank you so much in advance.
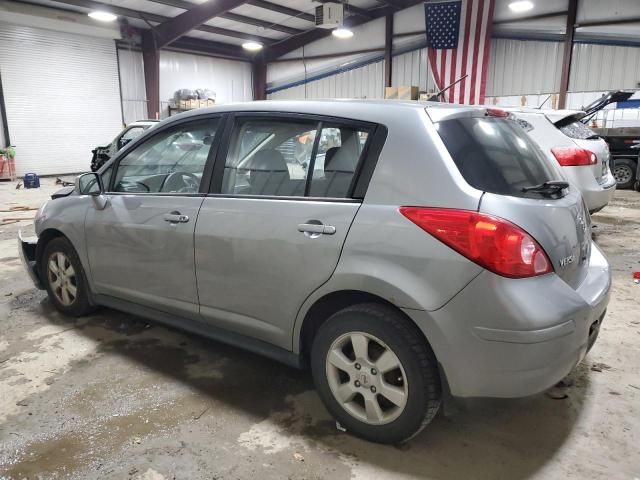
left=76, top=172, right=103, bottom=196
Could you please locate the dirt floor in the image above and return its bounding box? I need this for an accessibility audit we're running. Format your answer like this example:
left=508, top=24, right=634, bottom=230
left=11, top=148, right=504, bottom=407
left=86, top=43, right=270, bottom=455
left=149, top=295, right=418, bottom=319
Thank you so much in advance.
left=0, top=177, right=638, bottom=480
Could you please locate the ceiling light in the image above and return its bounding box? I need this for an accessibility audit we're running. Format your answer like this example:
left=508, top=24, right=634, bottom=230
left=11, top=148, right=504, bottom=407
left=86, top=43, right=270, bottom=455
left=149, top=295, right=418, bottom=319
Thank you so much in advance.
left=508, top=1, right=534, bottom=13
left=332, top=27, right=354, bottom=39
left=88, top=10, right=117, bottom=22
left=242, top=41, right=263, bottom=52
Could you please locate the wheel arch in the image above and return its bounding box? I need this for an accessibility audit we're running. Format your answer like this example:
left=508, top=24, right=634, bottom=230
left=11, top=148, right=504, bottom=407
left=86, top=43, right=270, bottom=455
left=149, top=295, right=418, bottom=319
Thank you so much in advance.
left=35, top=228, right=68, bottom=273
left=296, top=289, right=433, bottom=363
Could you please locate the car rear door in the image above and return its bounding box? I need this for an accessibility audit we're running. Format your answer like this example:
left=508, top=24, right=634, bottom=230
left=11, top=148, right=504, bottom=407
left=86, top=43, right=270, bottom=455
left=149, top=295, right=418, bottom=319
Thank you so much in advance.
left=85, top=115, right=222, bottom=317
left=194, top=113, right=380, bottom=349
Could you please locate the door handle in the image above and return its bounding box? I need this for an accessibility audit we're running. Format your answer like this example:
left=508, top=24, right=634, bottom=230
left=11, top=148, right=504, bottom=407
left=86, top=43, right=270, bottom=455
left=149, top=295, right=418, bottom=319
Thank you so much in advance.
left=163, top=211, right=189, bottom=224
left=297, top=223, right=336, bottom=236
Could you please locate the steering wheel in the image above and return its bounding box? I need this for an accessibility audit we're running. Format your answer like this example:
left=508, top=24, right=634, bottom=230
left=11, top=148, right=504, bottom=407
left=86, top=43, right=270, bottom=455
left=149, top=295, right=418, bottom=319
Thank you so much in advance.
left=161, top=171, right=200, bottom=193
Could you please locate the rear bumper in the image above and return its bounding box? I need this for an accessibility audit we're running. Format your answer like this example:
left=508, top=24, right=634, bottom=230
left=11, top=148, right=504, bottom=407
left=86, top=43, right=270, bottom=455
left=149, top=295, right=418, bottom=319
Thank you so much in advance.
left=566, top=167, right=616, bottom=213
left=18, top=231, right=43, bottom=290
left=404, top=242, right=611, bottom=398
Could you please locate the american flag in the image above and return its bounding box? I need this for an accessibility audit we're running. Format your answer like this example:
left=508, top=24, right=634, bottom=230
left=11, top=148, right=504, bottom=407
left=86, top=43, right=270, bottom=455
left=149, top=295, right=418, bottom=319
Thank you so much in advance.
left=425, top=0, right=495, bottom=104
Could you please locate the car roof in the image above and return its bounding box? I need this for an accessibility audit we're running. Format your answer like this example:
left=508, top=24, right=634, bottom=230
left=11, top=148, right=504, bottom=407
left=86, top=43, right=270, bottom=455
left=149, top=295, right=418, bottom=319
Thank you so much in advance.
left=159, top=99, right=489, bottom=126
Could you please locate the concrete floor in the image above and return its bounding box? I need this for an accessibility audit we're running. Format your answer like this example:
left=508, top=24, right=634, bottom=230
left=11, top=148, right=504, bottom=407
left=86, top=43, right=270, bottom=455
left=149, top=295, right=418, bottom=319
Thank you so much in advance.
left=0, top=178, right=639, bottom=480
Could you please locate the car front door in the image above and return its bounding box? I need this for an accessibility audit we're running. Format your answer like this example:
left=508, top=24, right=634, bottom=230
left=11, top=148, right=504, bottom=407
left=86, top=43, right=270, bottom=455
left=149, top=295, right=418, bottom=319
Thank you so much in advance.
left=85, top=116, right=221, bottom=317
left=194, top=114, right=377, bottom=349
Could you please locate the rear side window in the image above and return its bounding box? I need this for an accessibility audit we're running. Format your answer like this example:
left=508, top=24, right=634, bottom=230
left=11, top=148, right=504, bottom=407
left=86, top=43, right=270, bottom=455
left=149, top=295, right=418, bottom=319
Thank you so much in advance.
left=221, top=118, right=371, bottom=199
left=558, top=121, right=599, bottom=140
left=436, top=117, right=556, bottom=197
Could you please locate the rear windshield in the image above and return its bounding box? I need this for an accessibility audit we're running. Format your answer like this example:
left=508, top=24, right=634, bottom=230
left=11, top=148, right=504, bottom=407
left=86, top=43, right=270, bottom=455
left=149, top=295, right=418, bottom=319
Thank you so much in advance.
left=436, top=117, right=557, bottom=197
left=558, top=121, right=599, bottom=140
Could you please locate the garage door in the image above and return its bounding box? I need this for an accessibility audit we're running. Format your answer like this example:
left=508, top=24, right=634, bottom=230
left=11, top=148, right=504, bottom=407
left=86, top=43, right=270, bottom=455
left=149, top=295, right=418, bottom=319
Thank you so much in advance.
left=0, top=23, right=123, bottom=176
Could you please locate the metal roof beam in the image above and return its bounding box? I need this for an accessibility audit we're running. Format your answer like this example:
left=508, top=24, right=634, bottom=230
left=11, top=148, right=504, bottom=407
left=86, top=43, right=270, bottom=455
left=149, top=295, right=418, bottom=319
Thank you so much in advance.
left=153, top=0, right=250, bottom=48
left=265, top=0, right=425, bottom=61
left=315, top=0, right=374, bottom=20
left=144, top=0, right=304, bottom=35
left=247, top=0, right=315, bottom=23
left=47, top=0, right=271, bottom=43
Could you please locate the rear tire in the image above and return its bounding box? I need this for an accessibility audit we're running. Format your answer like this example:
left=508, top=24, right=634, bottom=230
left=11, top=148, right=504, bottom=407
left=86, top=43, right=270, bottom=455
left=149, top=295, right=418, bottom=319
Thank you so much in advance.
left=42, top=237, right=94, bottom=316
left=311, top=303, right=441, bottom=444
left=612, top=158, right=637, bottom=189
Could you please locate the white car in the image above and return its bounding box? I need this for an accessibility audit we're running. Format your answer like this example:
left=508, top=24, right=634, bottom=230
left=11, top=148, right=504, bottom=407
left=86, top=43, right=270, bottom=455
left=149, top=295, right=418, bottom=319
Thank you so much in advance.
left=505, top=108, right=616, bottom=213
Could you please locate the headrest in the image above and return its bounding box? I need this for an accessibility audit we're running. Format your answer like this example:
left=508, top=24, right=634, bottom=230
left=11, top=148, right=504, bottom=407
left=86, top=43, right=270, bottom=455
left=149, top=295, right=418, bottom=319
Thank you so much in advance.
left=325, top=146, right=356, bottom=173
left=250, top=149, right=288, bottom=172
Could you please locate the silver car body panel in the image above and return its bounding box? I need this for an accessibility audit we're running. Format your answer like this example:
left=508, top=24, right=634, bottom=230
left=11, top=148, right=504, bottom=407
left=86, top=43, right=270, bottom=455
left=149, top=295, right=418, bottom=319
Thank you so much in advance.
left=23, top=100, right=612, bottom=399
left=85, top=195, right=205, bottom=317
left=195, top=197, right=361, bottom=349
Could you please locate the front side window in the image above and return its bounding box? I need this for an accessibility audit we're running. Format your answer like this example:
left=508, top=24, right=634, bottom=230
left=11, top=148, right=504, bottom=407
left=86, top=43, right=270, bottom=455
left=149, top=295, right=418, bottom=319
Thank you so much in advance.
left=112, top=118, right=219, bottom=194
left=221, top=117, right=370, bottom=198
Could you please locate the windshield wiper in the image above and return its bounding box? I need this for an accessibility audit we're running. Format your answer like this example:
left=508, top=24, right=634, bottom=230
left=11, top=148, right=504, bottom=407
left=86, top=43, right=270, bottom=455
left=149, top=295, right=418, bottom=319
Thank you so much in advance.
left=522, top=181, right=569, bottom=194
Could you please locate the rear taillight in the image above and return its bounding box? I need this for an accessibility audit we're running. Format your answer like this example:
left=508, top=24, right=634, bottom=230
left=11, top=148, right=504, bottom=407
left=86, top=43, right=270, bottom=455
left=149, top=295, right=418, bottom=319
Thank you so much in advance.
left=551, top=147, right=597, bottom=167
left=399, top=207, right=552, bottom=279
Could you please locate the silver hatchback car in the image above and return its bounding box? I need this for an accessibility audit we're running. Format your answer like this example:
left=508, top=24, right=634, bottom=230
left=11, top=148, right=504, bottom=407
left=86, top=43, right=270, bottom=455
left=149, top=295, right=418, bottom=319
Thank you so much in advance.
left=20, top=100, right=611, bottom=444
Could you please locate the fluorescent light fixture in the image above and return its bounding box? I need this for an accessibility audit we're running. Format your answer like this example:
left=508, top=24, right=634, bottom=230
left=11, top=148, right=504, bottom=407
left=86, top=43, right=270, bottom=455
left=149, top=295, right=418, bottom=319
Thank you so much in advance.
left=88, top=10, right=117, bottom=21
left=242, top=41, right=263, bottom=52
left=508, top=1, right=534, bottom=12
left=332, top=27, right=354, bottom=39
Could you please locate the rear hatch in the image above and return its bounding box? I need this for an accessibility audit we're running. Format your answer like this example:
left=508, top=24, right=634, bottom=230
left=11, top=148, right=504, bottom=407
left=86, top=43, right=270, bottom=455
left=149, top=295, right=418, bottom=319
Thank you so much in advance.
left=433, top=110, right=591, bottom=288
left=582, top=90, right=634, bottom=117
left=552, top=113, right=611, bottom=183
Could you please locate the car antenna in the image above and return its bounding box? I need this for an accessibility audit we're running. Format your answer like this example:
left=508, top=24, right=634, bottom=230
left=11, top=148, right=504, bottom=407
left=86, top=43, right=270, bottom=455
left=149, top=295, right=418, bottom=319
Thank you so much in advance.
left=536, top=94, right=552, bottom=109
left=427, top=74, right=469, bottom=102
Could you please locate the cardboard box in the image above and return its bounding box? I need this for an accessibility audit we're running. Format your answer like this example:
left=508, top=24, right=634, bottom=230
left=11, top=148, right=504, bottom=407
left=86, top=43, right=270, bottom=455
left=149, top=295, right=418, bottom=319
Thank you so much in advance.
left=397, top=86, right=419, bottom=100
left=206, top=99, right=215, bottom=106
left=179, top=100, right=190, bottom=109
left=189, top=99, right=198, bottom=109
left=384, top=86, right=398, bottom=99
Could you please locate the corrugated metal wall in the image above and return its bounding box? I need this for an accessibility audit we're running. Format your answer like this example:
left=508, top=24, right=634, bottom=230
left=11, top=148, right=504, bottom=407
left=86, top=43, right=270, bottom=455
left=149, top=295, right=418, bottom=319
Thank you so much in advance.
left=487, top=39, right=563, bottom=96
left=571, top=43, right=640, bottom=91
left=391, top=47, right=437, bottom=93
left=269, top=38, right=640, bottom=100
left=268, top=61, right=385, bottom=100
left=160, top=51, right=252, bottom=116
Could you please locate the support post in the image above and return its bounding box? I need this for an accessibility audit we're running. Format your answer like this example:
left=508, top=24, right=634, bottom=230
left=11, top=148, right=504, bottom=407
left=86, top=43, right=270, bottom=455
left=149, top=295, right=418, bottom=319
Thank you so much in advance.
left=142, top=31, right=161, bottom=120
left=558, top=0, right=577, bottom=109
left=384, top=14, right=393, bottom=88
left=252, top=56, right=267, bottom=101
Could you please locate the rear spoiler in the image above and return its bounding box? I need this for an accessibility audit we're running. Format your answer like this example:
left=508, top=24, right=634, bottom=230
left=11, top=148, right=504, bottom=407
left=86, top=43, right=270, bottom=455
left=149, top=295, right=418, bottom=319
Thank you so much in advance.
left=554, top=112, right=587, bottom=128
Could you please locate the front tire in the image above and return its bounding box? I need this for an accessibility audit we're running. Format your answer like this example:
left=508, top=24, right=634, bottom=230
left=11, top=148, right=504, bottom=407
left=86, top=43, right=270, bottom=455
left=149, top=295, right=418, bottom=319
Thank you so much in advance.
left=42, top=237, right=94, bottom=316
left=311, top=303, right=441, bottom=444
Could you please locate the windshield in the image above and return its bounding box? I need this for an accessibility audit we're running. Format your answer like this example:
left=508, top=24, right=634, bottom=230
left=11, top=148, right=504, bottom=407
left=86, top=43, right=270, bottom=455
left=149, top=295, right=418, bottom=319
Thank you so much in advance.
left=436, top=116, right=558, bottom=198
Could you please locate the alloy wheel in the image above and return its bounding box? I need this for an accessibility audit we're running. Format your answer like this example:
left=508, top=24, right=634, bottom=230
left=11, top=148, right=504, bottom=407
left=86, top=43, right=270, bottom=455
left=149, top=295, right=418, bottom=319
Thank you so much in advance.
left=325, top=331, right=408, bottom=425
left=47, top=252, right=77, bottom=306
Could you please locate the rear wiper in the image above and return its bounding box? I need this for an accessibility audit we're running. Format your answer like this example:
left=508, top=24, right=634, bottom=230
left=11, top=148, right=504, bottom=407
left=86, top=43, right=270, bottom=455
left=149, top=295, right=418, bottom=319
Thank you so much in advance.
left=522, top=181, right=569, bottom=194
